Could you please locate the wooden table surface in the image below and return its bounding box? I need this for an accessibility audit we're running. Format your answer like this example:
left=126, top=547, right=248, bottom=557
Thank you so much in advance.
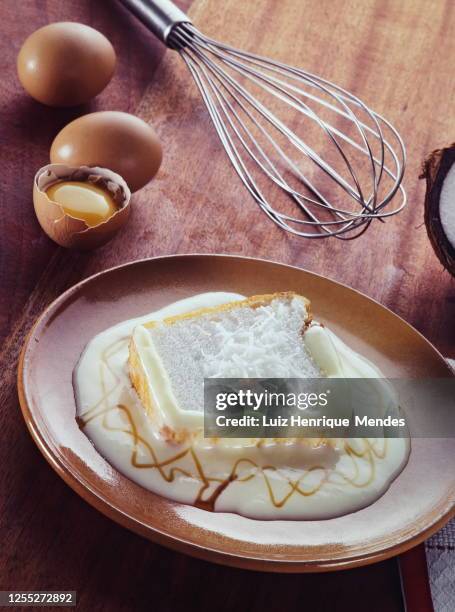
left=1, top=0, right=453, bottom=610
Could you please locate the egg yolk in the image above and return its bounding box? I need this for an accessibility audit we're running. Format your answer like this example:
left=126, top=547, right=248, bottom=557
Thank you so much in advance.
left=46, top=181, right=117, bottom=227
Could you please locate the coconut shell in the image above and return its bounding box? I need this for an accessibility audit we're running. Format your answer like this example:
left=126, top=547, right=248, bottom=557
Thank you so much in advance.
left=33, top=164, right=131, bottom=250
left=421, top=144, right=455, bottom=276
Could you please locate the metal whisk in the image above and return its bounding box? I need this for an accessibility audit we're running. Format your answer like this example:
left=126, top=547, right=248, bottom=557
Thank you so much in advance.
left=120, top=0, right=406, bottom=239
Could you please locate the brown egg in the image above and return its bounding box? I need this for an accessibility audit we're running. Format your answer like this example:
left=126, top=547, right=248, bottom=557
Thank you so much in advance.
left=33, top=164, right=131, bottom=250
left=50, top=111, right=163, bottom=192
left=17, top=22, right=116, bottom=107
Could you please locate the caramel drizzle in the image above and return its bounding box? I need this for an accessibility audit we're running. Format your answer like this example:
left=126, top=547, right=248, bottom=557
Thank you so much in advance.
left=78, top=336, right=389, bottom=511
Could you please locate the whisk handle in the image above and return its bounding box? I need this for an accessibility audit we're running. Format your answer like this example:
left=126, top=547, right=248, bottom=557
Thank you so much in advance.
left=118, top=0, right=191, bottom=44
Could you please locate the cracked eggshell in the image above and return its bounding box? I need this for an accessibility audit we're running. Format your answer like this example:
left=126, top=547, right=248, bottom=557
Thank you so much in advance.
left=33, top=164, right=131, bottom=250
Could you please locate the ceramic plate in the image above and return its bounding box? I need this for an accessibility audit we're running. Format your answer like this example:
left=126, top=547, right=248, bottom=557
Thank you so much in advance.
left=18, top=255, right=455, bottom=572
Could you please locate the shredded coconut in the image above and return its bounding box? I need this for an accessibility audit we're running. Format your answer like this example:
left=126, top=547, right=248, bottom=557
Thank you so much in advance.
left=149, top=296, right=321, bottom=413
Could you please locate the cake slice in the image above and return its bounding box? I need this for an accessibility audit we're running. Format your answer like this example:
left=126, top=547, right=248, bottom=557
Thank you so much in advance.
left=128, top=292, right=320, bottom=441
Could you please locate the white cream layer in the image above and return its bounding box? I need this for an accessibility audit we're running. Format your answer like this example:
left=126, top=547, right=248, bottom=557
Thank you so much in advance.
left=74, top=292, right=410, bottom=519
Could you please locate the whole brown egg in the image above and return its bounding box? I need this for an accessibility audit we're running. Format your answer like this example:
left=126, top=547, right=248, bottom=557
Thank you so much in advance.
left=17, top=22, right=116, bottom=107
left=50, top=111, right=163, bottom=192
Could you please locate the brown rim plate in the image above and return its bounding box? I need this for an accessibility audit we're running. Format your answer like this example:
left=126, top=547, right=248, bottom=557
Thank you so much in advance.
left=18, top=254, right=455, bottom=572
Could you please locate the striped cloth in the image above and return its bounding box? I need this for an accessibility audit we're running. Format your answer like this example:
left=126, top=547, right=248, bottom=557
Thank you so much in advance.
left=424, top=358, right=455, bottom=612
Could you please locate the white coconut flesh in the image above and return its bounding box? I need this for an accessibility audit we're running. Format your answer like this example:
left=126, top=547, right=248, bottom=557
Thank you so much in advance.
left=440, top=162, right=455, bottom=248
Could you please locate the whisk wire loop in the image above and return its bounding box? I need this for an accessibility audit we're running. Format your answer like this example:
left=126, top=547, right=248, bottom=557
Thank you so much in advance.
left=165, top=20, right=406, bottom=239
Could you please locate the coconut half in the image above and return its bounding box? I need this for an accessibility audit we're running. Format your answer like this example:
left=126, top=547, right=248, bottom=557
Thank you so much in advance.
left=421, top=144, right=455, bottom=276
left=33, top=163, right=131, bottom=250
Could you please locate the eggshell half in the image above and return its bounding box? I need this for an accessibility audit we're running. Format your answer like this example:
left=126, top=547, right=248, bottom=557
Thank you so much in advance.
left=33, top=164, right=131, bottom=250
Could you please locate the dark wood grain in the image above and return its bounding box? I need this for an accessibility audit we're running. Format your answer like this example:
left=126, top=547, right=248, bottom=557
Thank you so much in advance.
left=399, top=545, right=434, bottom=612
left=1, top=0, right=454, bottom=609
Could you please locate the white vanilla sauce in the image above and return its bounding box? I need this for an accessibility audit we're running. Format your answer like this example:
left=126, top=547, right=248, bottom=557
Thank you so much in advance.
left=74, top=292, right=410, bottom=519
